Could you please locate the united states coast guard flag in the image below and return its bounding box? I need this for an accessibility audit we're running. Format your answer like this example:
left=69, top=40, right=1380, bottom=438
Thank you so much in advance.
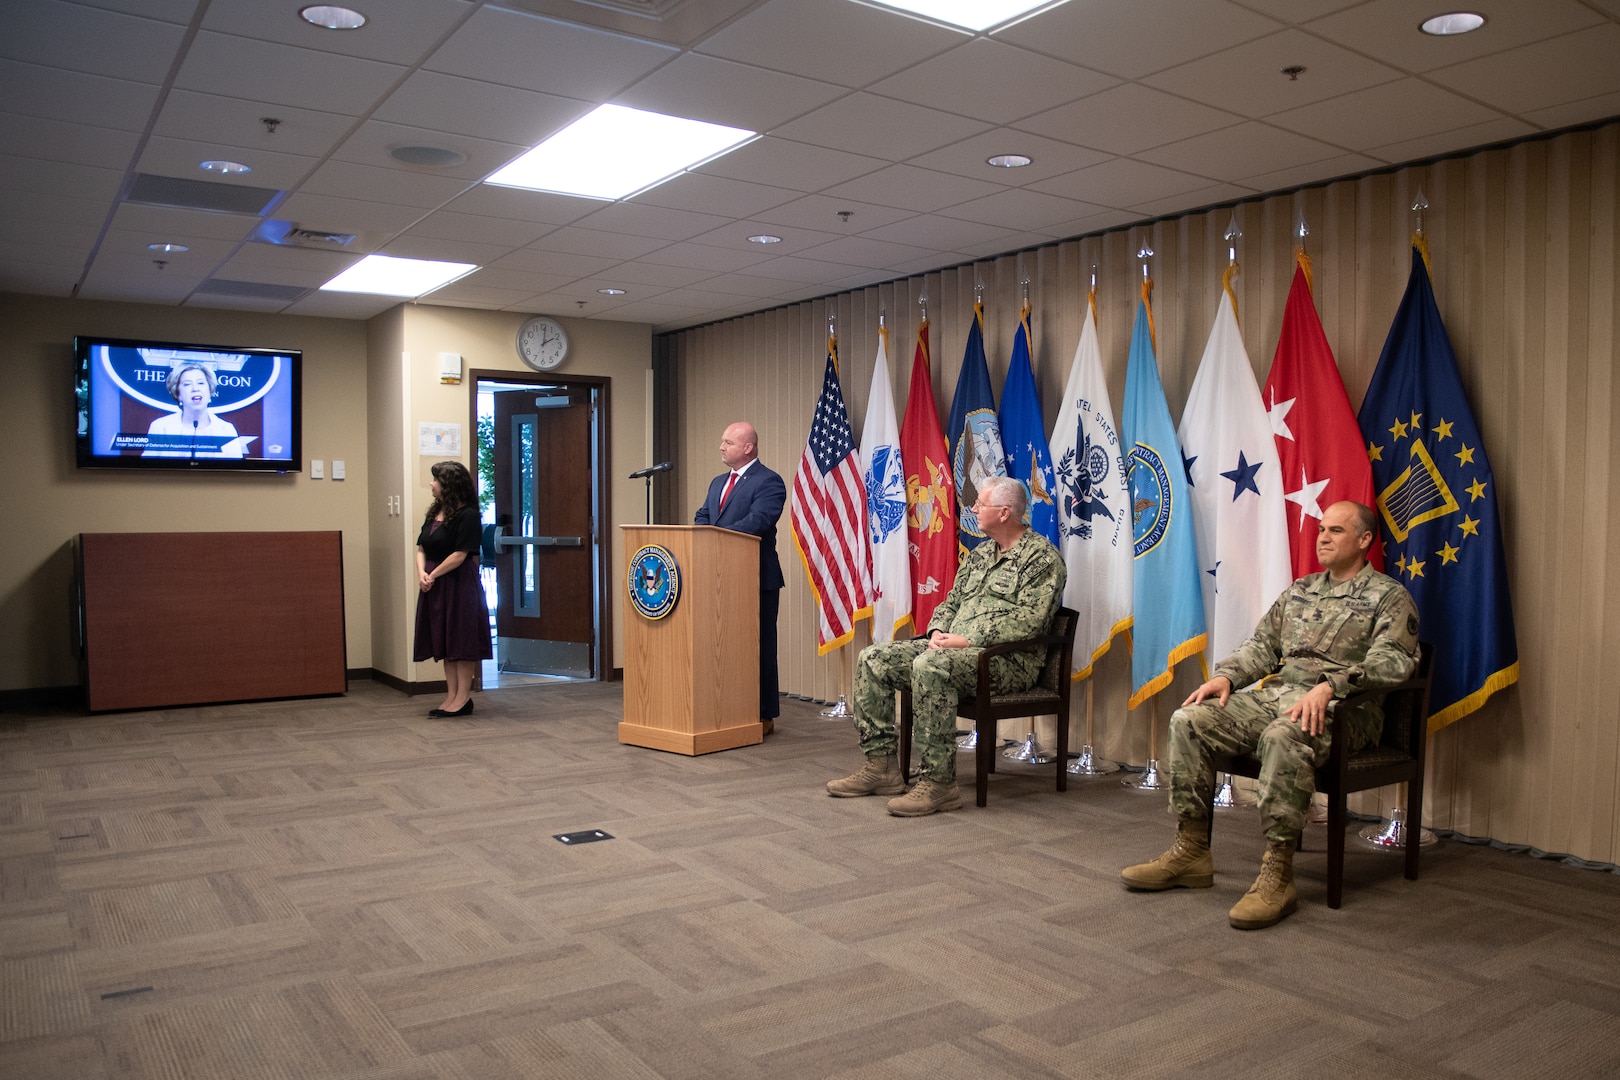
left=1050, top=299, right=1132, bottom=679
left=999, top=300, right=1060, bottom=546
left=1359, top=245, right=1518, bottom=731
left=946, top=302, right=1006, bottom=556
left=859, top=327, right=910, bottom=642
left=1177, top=282, right=1291, bottom=661
left=791, top=337, right=872, bottom=654
left=1122, top=292, right=1206, bottom=708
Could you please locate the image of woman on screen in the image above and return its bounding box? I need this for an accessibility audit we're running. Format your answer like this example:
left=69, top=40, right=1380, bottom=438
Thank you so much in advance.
left=414, top=460, right=492, bottom=718
left=142, top=363, right=245, bottom=458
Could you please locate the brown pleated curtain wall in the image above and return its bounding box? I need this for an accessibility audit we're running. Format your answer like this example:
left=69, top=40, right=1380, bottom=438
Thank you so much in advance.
left=659, top=120, right=1620, bottom=865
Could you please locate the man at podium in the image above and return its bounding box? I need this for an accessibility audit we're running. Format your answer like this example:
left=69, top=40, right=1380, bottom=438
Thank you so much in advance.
left=828, top=476, right=1065, bottom=815
left=694, top=421, right=787, bottom=733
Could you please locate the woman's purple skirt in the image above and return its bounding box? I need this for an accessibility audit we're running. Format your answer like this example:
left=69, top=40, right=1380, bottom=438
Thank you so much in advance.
left=413, top=556, right=493, bottom=662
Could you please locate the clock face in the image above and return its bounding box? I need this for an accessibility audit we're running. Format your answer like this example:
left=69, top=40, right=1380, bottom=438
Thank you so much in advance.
left=517, top=316, right=568, bottom=371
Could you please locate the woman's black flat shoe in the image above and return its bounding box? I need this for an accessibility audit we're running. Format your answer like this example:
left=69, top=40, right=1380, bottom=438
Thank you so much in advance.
left=431, top=701, right=474, bottom=718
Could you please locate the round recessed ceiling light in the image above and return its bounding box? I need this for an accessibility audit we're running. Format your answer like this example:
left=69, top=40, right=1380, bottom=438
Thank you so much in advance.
left=747, top=234, right=783, bottom=244
left=987, top=154, right=1032, bottom=169
left=199, top=159, right=251, bottom=175
left=389, top=144, right=468, bottom=168
left=147, top=242, right=189, bottom=253
left=598, top=288, right=627, bottom=296
left=1420, top=12, right=1485, bottom=35
left=300, top=5, right=367, bottom=30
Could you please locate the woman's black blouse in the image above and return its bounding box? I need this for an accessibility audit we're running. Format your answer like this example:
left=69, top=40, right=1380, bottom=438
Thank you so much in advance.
left=417, top=506, right=482, bottom=562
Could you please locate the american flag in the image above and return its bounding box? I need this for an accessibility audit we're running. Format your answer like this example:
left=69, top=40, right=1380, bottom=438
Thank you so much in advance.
left=791, top=340, right=872, bottom=653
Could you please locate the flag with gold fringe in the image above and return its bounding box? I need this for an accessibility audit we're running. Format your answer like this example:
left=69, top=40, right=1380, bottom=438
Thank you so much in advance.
left=899, top=319, right=957, bottom=631
left=999, top=299, right=1061, bottom=546
left=946, top=302, right=1006, bottom=556
left=859, top=327, right=911, bottom=642
left=1358, top=244, right=1518, bottom=731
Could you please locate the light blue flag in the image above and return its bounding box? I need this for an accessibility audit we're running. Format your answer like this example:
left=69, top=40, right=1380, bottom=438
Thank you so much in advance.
left=945, top=302, right=1006, bottom=555
left=999, top=302, right=1060, bottom=546
left=1121, top=297, right=1207, bottom=708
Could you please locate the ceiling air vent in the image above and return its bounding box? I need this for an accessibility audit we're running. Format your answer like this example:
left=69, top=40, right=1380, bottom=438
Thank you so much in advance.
left=126, top=173, right=282, bottom=216
left=250, top=219, right=358, bottom=249
left=285, top=227, right=357, bottom=247
left=195, top=279, right=310, bottom=301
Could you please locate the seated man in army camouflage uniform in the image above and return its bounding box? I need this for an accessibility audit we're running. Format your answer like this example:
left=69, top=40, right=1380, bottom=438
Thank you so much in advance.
left=1122, top=500, right=1420, bottom=929
left=828, top=475, right=1066, bottom=817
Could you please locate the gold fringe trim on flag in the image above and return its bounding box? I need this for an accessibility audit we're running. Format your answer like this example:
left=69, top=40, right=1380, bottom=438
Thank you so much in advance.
left=1426, top=662, right=1519, bottom=733
left=1020, top=296, right=1032, bottom=324
left=1126, top=633, right=1208, bottom=711
left=1295, top=249, right=1313, bottom=294
left=1071, top=617, right=1133, bottom=682
left=790, top=521, right=871, bottom=656
left=1413, top=232, right=1432, bottom=276
left=878, top=324, right=888, bottom=351
left=1221, top=262, right=1240, bottom=325
left=827, top=332, right=839, bottom=374
left=1141, top=276, right=1156, bottom=352
left=1087, top=288, right=1097, bottom=323
left=916, top=317, right=930, bottom=367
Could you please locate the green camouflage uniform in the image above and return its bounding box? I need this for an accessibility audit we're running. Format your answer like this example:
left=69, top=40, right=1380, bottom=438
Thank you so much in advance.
left=853, top=529, right=1066, bottom=783
left=1168, top=562, right=1420, bottom=843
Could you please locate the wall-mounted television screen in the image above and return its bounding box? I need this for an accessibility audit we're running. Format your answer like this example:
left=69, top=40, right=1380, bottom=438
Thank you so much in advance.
left=75, top=336, right=302, bottom=473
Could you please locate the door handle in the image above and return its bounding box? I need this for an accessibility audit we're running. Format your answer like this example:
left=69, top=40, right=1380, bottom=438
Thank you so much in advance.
left=493, top=526, right=583, bottom=549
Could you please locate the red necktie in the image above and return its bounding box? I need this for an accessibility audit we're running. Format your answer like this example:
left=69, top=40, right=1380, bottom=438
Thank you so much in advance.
left=718, top=471, right=739, bottom=511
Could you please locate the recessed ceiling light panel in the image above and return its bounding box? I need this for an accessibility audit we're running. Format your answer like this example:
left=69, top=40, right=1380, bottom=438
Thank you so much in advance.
left=199, top=159, right=252, bottom=175
left=320, top=254, right=476, bottom=297
left=300, top=5, right=366, bottom=29
left=986, top=154, right=1032, bottom=168
left=859, top=0, right=1071, bottom=33
left=484, top=104, right=756, bottom=201
left=747, top=234, right=783, bottom=245
left=1420, top=12, right=1485, bottom=35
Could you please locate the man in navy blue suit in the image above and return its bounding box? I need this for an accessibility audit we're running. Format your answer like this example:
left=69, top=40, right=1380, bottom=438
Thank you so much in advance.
left=694, top=421, right=787, bottom=733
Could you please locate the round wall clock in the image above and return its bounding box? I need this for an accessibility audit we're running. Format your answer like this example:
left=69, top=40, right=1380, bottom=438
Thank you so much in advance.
left=517, top=316, right=569, bottom=371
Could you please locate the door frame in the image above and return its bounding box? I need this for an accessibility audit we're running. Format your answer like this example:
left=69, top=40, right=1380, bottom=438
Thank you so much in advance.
left=470, top=367, right=613, bottom=682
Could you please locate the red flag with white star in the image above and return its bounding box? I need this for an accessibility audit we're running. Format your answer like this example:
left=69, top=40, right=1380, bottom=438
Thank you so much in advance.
left=1263, top=254, right=1381, bottom=577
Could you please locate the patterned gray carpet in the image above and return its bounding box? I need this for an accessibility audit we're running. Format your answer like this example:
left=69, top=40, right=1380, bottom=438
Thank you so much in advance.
left=3, top=680, right=1618, bottom=1079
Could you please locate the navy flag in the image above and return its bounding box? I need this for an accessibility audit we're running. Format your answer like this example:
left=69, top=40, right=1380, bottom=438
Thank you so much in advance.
left=946, top=301, right=1007, bottom=556
left=1358, top=245, right=1518, bottom=731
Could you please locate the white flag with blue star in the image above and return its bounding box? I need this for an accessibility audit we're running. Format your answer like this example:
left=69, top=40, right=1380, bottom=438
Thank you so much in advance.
left=1176, top=287, right=1291, bottom=661
left=859, top=328, right=911, bottom=642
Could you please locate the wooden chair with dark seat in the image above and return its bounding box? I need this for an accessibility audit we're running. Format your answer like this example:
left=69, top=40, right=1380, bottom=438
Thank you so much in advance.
left=897, top=606, right=1078, bottom=808
left=1208, top=642, right=1434, bottom=908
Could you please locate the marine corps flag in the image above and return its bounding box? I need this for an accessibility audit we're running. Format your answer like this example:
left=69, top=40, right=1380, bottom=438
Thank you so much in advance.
left=1121, top=291, right=1207, bottom=708
left=999, top=299, right=1060, bottom=546
left=899, top=319, right=957, bottom=631
left=945, top=302, right=1006, bottom=556
left=1359, top=245, right=1518, bottom=731
left=859, top=327, right=911, bottom=642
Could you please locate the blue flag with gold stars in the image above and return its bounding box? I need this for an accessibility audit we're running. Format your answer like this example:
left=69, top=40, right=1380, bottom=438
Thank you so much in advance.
left=1358, top=245, right=1518, bottom=732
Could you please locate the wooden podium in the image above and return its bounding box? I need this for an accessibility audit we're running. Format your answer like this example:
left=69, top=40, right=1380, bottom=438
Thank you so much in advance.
left=620, top=525, right=764, bottom=754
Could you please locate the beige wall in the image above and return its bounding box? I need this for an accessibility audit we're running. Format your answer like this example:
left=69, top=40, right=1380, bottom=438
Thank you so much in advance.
left=663, top=122, right=1620, bottom=864
left=0, top=293, right=374, bottom=689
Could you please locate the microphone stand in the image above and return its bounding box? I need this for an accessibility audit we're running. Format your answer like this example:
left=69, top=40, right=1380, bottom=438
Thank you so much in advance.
left=643, top=474, right=653, bottom=524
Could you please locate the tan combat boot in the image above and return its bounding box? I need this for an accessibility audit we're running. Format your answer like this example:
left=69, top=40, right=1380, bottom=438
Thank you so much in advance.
left=1228, top=841, right=1298, bottom=930
left=885, top=777, right=963, bottom=816
left=826, top=754, right=905, bottom=797
left=1120, top=819, right=1215, bottom=890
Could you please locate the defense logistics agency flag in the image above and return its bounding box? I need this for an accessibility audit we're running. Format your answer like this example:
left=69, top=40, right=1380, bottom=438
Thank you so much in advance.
left=1177, top=284, right=1291, bottom=661
left=946, top=302, right=1006, bottom=556
left=999, top=300, right=1061, bottom=546
left=1264, top=255, right=1381, bottom=577
left=899, top=319, right=957, bottom=631
left=1050, top=300, right=1132, bottom=679
left=791, top=339, right=872, bottom=653
left=1359, top=246, right=1518, bottom=731
left=859, top=327, right=911, bottom=642
left=1122, top=293, right=1206, bottom=708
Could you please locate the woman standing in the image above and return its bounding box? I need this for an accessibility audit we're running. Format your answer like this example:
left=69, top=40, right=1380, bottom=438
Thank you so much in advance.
left=414, top=460, right=492, bottom=717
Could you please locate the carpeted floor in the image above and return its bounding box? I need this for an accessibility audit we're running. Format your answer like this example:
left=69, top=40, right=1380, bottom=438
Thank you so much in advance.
left=3, top=679, right=1619, bottom=1079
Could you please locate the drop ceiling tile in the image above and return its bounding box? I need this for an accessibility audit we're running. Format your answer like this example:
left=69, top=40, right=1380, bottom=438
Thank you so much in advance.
left=907, top=132, right=1112, bottom=186
left=0, top=113, right=141, bottom=169
left=372, top=71, right=592, bottom=148
left=1128, top=182, right=1255, bottom=216
left=751, top=195, right=914, bottom=233
left=667, top=272, right=798, bottom=298
left=527, top=226, right=670, bottom=260
left=201, top=0, right=475, bottom=65
left=695, top=137, right=888, bottom=192
left=175, top=32, right=406, bottom=116
left=998, top=0, right=1282, bottom=80
left=81, top=255, right=208, bottom=300
left=416, top=282, right=539, bottom=308
left=1425, top=25, right=1620, bottom=116
left=301, top=160, right=475, bottom=209
left=1302, top=0, right=1605, bottom=74
left=1136, top=121, right=1342, bottom=182
left=379, top=235, right=513, bottom=266
left=0, top=153, right=124, bottom=201
left=2, top=1, right=186, bottom=84
left=639, top=241, right=776, bottom=273
left=566, top=277, right=672, bottom=302
left=1523, top=89, right=1620, bottom=132
left=797, top=235, right=945, bottom=271
left=695, top=0, right=966, bottom=88
left=820, top=164, right=1005, bottom=212
left=284, top=291, right=402, bottom=319
left=633, top=173, right=801, bottom=218
left=869, top=38, right=1118, bottom=125
left=1231, top=0, right=1363, bottom=21
left=110, top=203, right=260, bottom=243
left=1044, top=209, right=1141, bottom=240
left=1017, top=83, right=1244, bottom=156
left=457, top=267, right=576, bottom=294
left=591, top=262, right=714, bottom=288
left=773, top=94, right=990, bottom=160
left=1030, top=158, right=1218, bottom=209
left=184, top=293, right=293, bottom=313
left=404, top=210, right=556, bottom=248
left=490, top=247, right=620, bottom=278
left=331, top=121, right=527, bottom=183
left=137, top=136, right=319, bottom=191
left=0, top=59, right=160, bottom=132
left=0, top=262, right=80, bottom=297
left=1233, top=152, right=1376, bottom=192
left=954, top=229, right=1065, bottom=258
left=1360, top=119, right=1537, bottom=169
left=575, top=202, right=732, bottom=243
left=274, top=192, right=426, bottom=236
left=98, top=228, right=238, bottom=265
left=211, top=258, right=341, bottom=290
left=446, top=185, right=600, bottom=226
left=857, top=214, right=1016, bottom=251
left=683, top=219, right=843, bottom=256
left=426, top=6, right=676, bottom=100
left=0, top=216, right=101, bottom=251
left=647, top=285, right=771, bottom=307
left=745, top=254, right=874, bottom=284
left=74, top=0, right=199, bottom=24
left=600, top=300, right=712, bottom=324
left=615, top=53, right=846, bottom=132
left=155, top=91, right=355, bottom=160
left=939, top=188, right=1105, bottom=232
left=1143, top=29, right=1405, bottom=119
left=1275, top=78, right=1507, bottom=151
left=221, top=243, right=359, bottom=280
left=7, top=190, right=109, bottom=231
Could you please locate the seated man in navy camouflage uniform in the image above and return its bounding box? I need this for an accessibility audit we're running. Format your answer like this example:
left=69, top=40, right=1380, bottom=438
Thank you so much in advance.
left=1122, top=500, right=1420, bottom=929
left=828, top=475, right=1066, bottom=817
